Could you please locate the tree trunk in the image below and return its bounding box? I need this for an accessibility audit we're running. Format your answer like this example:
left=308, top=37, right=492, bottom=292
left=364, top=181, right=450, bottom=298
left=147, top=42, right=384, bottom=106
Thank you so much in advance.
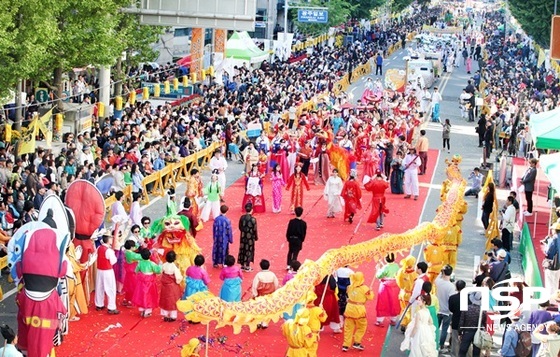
left=115, top=56, right=123, bottom=97
left=53, top=67, right=64, bottom=112
left=14, top=80, right=23, bottom=131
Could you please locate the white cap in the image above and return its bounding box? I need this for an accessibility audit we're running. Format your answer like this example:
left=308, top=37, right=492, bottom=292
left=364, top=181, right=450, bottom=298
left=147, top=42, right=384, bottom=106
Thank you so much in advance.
left=497, top=249, right=507, bottom=258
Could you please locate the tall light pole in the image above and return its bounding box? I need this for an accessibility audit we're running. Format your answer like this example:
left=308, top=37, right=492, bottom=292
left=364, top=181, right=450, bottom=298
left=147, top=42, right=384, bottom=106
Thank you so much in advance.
left=284, top=0, right=289, bottom=39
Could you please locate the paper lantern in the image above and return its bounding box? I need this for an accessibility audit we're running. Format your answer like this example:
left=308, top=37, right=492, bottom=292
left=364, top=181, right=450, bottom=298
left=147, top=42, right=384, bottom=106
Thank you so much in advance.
left=55, top=114, right=63, bottom=132
left=164, top=80, right=171, bottom=94
left=208, top=66, right=214, bottom=77
left=182, top=76, right=189, bottom=86
left=201, top=69, right=206, bottom=79
left=129, top=90, right=136, bottom=105
left=97, top=102, right=105, bottom=118
left=142, top=87, right=149, bottom=100
left=191, top=72, right=197, bottom=83
left=153, top=84, right=160, bottom=97
left=172, top=78, right=179, bottom=91
left=115, top=96, right=123, bottom=110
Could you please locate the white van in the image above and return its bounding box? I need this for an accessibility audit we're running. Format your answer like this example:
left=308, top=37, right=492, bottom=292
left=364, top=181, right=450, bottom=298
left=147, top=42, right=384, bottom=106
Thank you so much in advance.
left=406, top=59, right=436, bottom=88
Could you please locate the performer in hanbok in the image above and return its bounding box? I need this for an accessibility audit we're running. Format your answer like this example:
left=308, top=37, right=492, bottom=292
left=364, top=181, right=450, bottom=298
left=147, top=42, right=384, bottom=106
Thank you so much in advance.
left=159, top=251, right=182, bottom=322
left=183, top=254, right=210, bottom=298
left=286, top=134, right=298, bottom=176
left=313, top=144, right=330, bottom=186
left=209, top=150, right=228, bottom=196
left=257, top=149, right=268, bottom=176
left=286, top=164, right=310, bottom=214
left=364, top=170, right=389, bottom=230
left=362, top=145, right=380, bottom=184
left=403, top=147, right=421, bottom=200
left=375, top=253, right=400, bottom=327
left=131, top=249, right=161, bottom=317
left=241, top=164, right=266, bottom=213
left=314, top=275, right=342, bottom=333
left=341, top=170, right=362, bottom=223
left=270, top=164, right=286, bottom=213
left=324, top=169, right=343, bottom=218
left=212, top=205, right=233, bottom=267
left=185, top=168, right=203, bottom=218
left=242, top=142, right=259, bottom=175
left=200, top=171, right=222, bottom=222
left=270, top=136, right=290, bottom=183
left=390, top=151, right=405, bottom=194
left=219, top=255, right=243, bottom=302
left=121, top=240, right=141, bottom=307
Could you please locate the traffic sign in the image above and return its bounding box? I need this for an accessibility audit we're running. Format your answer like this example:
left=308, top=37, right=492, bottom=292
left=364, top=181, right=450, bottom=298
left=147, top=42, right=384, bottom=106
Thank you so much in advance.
left=297, top=9, right=328, bottom=24
left=35, top=88, right=49, bottom=103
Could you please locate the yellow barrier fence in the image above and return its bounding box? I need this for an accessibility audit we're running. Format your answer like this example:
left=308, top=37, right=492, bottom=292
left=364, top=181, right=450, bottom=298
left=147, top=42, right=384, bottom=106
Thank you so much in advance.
left=103, top=142, right=221, bottom=210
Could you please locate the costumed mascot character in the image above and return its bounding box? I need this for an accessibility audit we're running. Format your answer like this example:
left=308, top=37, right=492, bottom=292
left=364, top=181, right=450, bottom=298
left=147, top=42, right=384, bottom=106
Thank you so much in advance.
left=13, top=221, right=69, bottom=356
left=37, top=195, right=75, bottom=341
left=64, top=180, right=106, bottom=302
left=151, top=192, right=202, bottom=275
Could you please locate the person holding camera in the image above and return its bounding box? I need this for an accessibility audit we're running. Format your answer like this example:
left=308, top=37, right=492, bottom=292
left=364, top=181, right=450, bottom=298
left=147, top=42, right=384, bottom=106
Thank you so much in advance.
left=435, top=265, right=456, bottom=352
left=465, top=167, right=483, bottom=198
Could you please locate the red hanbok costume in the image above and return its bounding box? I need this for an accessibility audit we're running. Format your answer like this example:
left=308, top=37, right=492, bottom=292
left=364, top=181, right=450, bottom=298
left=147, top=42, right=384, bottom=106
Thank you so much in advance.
left=313, top=276, right=341, bottom=331
left=355, top=131, right=369, bottom=163
left=362, top=149, right=380, bottom=182
left=364, top=177, right=389, bottom=224
left=286, top=167, right=310, bottom=212
left=257, top=152, right=268, bottom=176
left=122, top=249, right=141, bottom=305
left=341, top=177, right=362, bottom=222
left=241, top=170, right=266, bottom=213
left=131, top=259, right=162, bottom=314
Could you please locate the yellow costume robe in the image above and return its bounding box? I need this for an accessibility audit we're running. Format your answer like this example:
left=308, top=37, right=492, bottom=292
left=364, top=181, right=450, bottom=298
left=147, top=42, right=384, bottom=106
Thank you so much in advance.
left=396, top=256, right=417, bottom=327
left=343, top=272, right=373, bottom=348
left=282, top=309, right=314, bottom=357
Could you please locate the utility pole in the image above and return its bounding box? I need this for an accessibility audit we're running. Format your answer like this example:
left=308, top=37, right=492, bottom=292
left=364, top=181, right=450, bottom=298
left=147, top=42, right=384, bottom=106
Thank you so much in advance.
left=284, top=0, right=288, bottom=39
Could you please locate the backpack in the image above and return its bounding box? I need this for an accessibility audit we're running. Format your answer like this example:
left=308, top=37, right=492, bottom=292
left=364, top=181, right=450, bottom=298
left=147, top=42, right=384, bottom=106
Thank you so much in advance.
left=514, top=329, right=531, bottom=357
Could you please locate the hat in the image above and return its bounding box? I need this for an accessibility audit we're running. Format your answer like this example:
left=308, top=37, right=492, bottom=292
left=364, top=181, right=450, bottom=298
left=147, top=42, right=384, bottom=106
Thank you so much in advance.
left=375, top=169, right=383, bottom=177
left=552, top=222, right=560, bottom=231
left=497, top=249, right=507, bottom=259
left=469, top=292, right=482, bottom=305
left=83, top=145, right=90, bottom=151
left=349, top=169, right=358, bottom=178
left=0, top=324, right=16, bottom=342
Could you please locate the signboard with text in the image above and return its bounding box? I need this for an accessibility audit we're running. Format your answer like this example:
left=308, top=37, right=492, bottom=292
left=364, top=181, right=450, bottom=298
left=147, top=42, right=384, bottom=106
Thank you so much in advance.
left=297, top=9, right=328, bottom=24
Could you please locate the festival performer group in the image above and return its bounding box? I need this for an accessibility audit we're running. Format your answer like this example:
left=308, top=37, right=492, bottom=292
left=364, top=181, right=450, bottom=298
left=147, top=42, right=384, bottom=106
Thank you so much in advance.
left=1, top=9, right=481, bottom=356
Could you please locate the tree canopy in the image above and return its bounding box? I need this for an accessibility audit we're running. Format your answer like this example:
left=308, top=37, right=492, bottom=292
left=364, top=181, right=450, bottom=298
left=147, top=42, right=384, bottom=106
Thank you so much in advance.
left=0, top=0, right=164, bottom=100
left=508, top=0, right=554, bottom=47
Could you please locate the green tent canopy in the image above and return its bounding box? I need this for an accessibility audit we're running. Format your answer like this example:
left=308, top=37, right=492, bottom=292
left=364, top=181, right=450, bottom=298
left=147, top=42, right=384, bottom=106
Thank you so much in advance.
left=539, top=152, right=560, bottom=192
left=529, top=108, right=560, bottom=150
left=226, top=31, right=269, bottom=64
